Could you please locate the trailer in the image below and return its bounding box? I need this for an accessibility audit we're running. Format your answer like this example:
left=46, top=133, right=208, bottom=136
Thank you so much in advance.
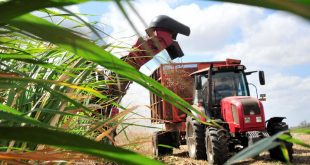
left=150, top=60, right=238, bottom=125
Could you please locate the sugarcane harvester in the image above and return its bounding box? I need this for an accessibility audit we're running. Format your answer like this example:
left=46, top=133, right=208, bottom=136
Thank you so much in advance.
left=104, top=15, right=190, bottom=110
left=98, top=15, right=190, bottom=117
left=99, top=15, right=190, bottom=140
left=104, top=15, right=293, bottom=164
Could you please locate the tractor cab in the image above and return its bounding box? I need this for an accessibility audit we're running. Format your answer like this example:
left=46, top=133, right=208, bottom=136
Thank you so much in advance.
left=191, top=60, right=268, bottom=131
left=192, top=64, right=249, bottom=104
left=191, top=60, right=255, bottom=120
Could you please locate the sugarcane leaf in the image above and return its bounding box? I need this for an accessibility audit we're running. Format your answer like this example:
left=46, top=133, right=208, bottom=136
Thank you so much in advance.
left=0, top=126, right=163, bottom=165
left=0, top=104, right=52, bottom=128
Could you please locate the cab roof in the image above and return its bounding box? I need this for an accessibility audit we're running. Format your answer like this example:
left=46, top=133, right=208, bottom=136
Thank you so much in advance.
left=189, top=64, right=245, bottom=76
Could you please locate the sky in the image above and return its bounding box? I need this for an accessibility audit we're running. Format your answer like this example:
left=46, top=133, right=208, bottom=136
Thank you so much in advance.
left=72, top=0, right=310, bottom=127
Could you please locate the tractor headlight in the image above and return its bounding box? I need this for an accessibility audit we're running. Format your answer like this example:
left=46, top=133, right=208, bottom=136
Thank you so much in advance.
left=244, top=117, right=251, bottom=123
left=256, top=116, right=262, bottom=122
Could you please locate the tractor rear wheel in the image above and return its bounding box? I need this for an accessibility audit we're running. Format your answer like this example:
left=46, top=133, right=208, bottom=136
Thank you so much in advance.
left=205, top=127, right=229, bottom=165
left=186, top=116, right=206, bottom=159
left=267, top=118, right=293, bottom=162
left=152, top=131, right=173, bottom=156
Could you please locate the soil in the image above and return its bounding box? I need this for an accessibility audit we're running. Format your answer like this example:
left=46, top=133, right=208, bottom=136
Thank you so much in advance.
left=122, top=133, right=310, bottom=165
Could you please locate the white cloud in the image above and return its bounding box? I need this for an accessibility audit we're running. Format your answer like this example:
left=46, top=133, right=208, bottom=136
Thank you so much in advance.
left=101, top=1, right=310, bottom=127
left=264, top=74, right=310, bottom=126
left=215, top=12, right=310, bottom=68
left=100, top=1, right=265, bottom=55
left=176, top=3, right=265, bottom=53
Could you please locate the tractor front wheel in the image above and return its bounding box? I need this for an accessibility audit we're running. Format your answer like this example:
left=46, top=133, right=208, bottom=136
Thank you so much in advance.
left=205, top=127, right=229, bottom=165
left=267, top=117, right=293, bottom=162
left=186, top=116, right=206, bottom=159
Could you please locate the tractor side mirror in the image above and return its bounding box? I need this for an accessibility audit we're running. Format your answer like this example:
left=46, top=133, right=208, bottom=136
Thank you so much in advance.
left=259, top=94, right=266, bottom=101
left=195, top=75, right=202, bottom=90
left=259, top=71, right=265, bottom=85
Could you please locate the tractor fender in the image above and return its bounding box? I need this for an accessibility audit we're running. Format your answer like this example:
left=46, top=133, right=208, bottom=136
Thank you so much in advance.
left=266, top=117, right=289, bottom=135
left=266, top=117, right=286, bottom=124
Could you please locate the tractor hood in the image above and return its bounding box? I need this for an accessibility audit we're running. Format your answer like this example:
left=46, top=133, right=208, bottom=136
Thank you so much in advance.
left=221, top=96, right=266, bottom=133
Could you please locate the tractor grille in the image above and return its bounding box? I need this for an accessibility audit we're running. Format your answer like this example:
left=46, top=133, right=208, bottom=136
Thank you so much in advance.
left=241, top=99, right=261, bottom=115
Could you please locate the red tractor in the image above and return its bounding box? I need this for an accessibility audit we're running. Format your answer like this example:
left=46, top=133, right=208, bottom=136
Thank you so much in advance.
left=145, top=17, right=293, bottom=164
left=188, top=61, right=293, bottom=164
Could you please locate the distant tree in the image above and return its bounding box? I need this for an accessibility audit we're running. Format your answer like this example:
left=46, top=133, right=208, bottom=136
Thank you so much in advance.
left=298, top=120, right=310, bottom=128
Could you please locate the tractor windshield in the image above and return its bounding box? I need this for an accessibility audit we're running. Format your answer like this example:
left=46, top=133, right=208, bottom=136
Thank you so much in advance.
left=201, top=71, right=248, bottom=105
left=213, top=71, right=248, bottom=103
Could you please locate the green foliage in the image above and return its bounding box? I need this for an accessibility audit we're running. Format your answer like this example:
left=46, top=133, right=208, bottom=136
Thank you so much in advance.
left=0, top=0, right=309, bottom=164
left=0, top=126, right=163, bottom=165
left=0, top=104, right=53, bottom=128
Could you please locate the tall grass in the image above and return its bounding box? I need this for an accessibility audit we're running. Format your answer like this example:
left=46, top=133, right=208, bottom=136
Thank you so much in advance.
left=0, top=2, right=162, bottom=164
left=0, top=0, right=309, bottom=164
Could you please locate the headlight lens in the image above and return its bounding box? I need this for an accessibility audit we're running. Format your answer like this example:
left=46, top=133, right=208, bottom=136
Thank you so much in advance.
left=244, top=117, right=251, bottom=123
left=256, top=116, right=262, bottom=122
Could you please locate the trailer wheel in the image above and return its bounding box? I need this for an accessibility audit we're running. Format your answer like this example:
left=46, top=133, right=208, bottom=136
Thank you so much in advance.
left=186, top=116, right=206, bottom=159
left=267, top=118, right=293, bottom=162
left=152, top=131, right=173, bottom=157
left=205, top=127, right=229, bottom=165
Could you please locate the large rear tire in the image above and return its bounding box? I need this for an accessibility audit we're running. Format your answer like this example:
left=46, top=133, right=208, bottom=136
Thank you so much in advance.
left=267, top=117, right=293, bottom=162
left=186, top=116, right=206, bottom=159
left=205, top=127, right=229, bottom=165
left=152, top=131, right=173, bottom=157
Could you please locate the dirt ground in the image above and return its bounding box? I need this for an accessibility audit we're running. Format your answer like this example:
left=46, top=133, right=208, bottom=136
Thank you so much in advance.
left=117, top=133, right=310, bottom=165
